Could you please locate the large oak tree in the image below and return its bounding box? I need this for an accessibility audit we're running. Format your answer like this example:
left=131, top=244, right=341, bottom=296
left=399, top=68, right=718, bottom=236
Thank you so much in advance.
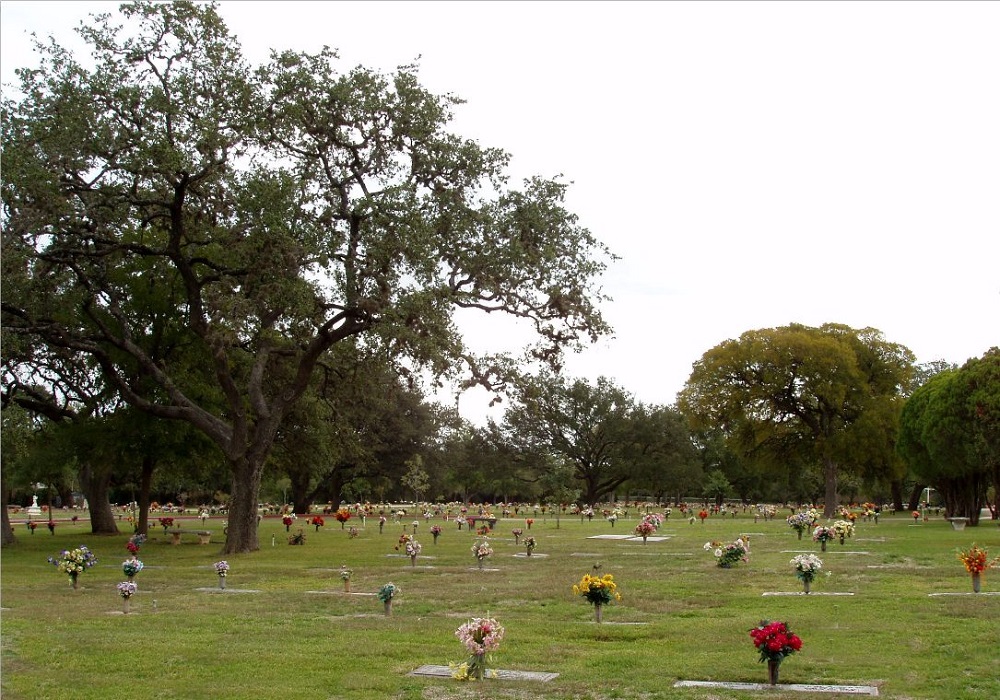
left=678, top=323, right=914, bottom=517
left=1, top=2, right=613, bottom=552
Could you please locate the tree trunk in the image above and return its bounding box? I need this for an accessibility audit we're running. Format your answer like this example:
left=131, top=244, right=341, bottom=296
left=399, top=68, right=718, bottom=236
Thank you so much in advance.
left=79, top=461, right=119, bottom=534
left=940, top=475, right=985, bottom=526
left=890, top=479, right=905, bottom=513
left=223, top=456, right=264, bottom=553
left=136, top=455, right=155, bottom=536
left=822, top=456, right=838, bottom=518
left=290, top=469, right=312, bottom=516
left=1, top=468, right=16, bottom=546
left=906, top=482, right=925, bottom=512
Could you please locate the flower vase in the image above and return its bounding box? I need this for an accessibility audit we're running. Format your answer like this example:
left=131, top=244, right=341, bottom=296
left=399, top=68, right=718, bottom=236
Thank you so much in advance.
left=594, top=603, right=603, bottom=624
left=514, top=535, right=520, bottom=544
left=478, top=558, right=484, bottom=570
left=343, top=580, right=351, bottom=593
left=69, top=573, right=79, bottom=589
left=803, top=578, right=811, bottom=594
left=820, top=540, right=827, bottom=552
left=123, top=597, right=131, bottom=614
left=642, top=534, right=648, bottom=544
left=797, top=530, right=802, bottom=540
left=972, top=572, right=981, bottom=593
left=410, top=554, right=417, bottom=567
left=384, top=600, right=392, bottom=617
left=432, top=534, right=439, bottom=545
left=526, top=549, right=533, bottom=557
left=467, top=654, right=486, bottom=680
left=767, top=659, right=780, bottom=685
left=218, top=576, right=226, bottom=590
left=839, top=535, right=845, bottom=545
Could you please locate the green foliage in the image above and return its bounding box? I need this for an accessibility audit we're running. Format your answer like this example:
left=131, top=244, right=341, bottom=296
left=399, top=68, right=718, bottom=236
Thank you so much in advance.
left=679, top=323, right=915, bottom=515
left=898, top=348, right=1000, bottom=521
left=2, top=1, right=612, bottom=552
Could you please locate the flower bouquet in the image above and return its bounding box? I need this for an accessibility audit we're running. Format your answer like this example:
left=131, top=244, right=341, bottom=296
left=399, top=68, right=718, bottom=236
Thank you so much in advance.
left=26, top=521, right=38, bottom=534
left=377, top=582, right=399, bottom=615
left=117, top=580, right=138, bottom=613
left=405, top=537, right=422, bottom=566
left=214, top=560, right=229, bottom=589
left=634, top=518, right=657, bottom=542
left=786, top=512, right=813, bottom=540
left=158, top=517, right=175, bottom=532
left=471, top=538, right=493, bottom=569
left=704, top=537, right=750, bottom=568
left=790, top=554, right=822, bottom=593
left=511, top=527, right=523, bottom=544
left=430, top=524, right=442, bottom=543
left=126, top=533, right=146, bottom=555
left=812, top=525, right=836, bottom=551
left=572, top=567, right=621, bottom=622
left=122, top=557, right=144, bottom=580
left=48, top=546, right=98, bottom=588
left=525, top=518, right=534, bottom=529
left=348, top=526, right=359, bottom=538
left=749, top=620, right=802, bottom=685
left=335, top=509, right=352, bottom=528
left=282, top=514, right=295, bottom=531
left=451, top=616, right=505, bottom=681
left=310, top=515, right=325, bottom=531
left=340, top=565, right=353, bottom=592
left=957, top=544, right=1000, bottom=593
left=831, top=520, right=855, bottom=544
left=524, top=536, right=537, bottom=556
left=47, top=520, right=57, bottom=534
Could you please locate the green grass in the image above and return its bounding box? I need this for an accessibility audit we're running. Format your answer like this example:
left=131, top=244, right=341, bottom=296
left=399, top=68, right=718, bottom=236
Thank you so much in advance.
left=2, top=512, right=999, bottom=699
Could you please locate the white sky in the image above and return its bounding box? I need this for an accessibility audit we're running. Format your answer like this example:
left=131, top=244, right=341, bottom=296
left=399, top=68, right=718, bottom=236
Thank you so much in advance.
left=3, top=1, right=998, bottom=425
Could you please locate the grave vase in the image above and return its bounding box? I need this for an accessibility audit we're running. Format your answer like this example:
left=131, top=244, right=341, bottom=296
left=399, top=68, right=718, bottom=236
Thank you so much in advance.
left=384, top=600, right=392, bottom=617
left=820, top=540, right=827, bottom=552
left=972, top=572, right=981, bottom=593
left=803, top=577, right=811, bottom=594
left=69, top=572, right=79, bottom=590
left=123, top=597, right=131, bottom=614
left=594, top=602, right=603, bottom=624
left=218, top=575, right=226, bottom=590
left=767, top=659, right=780, bottom=685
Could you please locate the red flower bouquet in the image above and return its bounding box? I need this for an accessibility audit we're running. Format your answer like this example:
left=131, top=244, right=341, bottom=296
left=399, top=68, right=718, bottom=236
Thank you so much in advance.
left=749, top=620, right=803, bottom=663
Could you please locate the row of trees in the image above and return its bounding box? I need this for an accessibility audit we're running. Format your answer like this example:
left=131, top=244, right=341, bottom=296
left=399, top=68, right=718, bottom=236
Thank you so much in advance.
left=3, top=3, right=995, bottom=551
left=7, top=322, right=996, bottom=542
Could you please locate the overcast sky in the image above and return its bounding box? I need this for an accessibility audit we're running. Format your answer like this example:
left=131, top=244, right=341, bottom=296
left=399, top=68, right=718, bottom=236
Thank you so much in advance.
left=3, top=1, right=998, bottom=424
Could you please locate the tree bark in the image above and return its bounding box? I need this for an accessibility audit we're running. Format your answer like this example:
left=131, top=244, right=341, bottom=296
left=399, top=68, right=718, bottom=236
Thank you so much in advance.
left=1, top=468, right=16, bottom=546
left=223, top=456, right=264, bottom=553
left=823, top=456, right=838, bottom=518
left=79, top=461, right=119, bottom=535
left=136, top=455, right=155, bottom=536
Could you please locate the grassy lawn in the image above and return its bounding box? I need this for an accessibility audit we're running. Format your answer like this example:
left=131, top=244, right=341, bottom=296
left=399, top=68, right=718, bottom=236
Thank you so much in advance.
left=2, top=510, right=999, bottom=699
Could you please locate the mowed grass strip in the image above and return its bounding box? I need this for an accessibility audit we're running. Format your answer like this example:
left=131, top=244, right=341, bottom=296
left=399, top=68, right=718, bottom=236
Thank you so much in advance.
left=2, top=512, right=999, bottom=699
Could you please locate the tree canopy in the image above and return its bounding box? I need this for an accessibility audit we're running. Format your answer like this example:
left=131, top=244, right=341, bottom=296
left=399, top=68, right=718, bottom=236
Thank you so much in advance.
left=897, top=348, right=1000, bottom=523
left=1, top=1, right=613, bottom=552
left=677, top=323, right=915, bottom=517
